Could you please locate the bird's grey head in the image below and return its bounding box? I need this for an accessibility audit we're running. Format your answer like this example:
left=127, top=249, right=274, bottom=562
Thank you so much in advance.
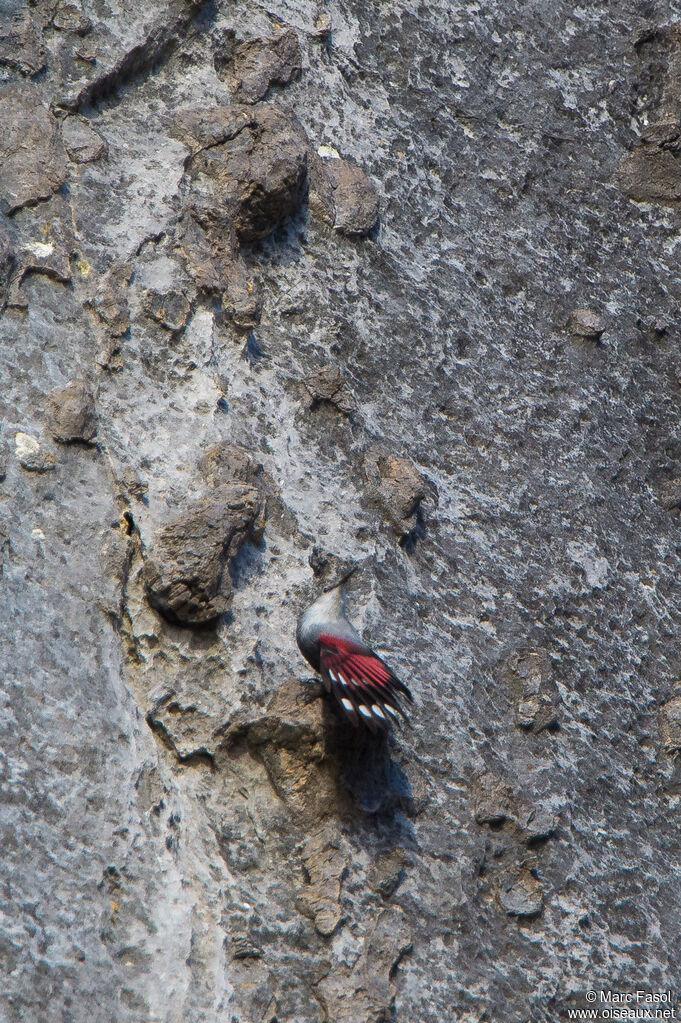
left=296, top=566, right=358, bottom=660
left=301, top=566, right=356, bottom=621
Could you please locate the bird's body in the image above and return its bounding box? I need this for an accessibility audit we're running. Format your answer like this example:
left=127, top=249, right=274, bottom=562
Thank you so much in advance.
left=296, top=579, right=413, bottom=732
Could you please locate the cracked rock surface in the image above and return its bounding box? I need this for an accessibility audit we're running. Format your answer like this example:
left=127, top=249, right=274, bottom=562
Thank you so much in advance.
left=3, top=1, right=681, bottom=1021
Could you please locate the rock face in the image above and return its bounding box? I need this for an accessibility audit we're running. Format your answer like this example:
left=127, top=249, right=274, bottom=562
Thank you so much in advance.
left=303, top=363, right=357, bottom=415
left=0, top=83, right=67, bottom=214
left=62, top=116, right=108, bottom=164
left=46, top=379, right=97, bottom=443
left=0, top=224, right=15, bottom=311
left=14, top=431, right=56, bottom=472
left=219, top=28, right=302, bottom=103
left=0, top=10, right=46, bottom=76
left=176, top=102, right=309, bottom=241
left=362, top=447, right=432, bottom=541
left=615, top=25, right=681, bottom=202
left=310, top=151, right=380, bottom=236
left=143, top=485, right=265, bottom=625
left=567, top=307, right=607, bottom=339
left=4, top=2, right=681, bottom=1023
left=143, top=287, right=192, bottom=331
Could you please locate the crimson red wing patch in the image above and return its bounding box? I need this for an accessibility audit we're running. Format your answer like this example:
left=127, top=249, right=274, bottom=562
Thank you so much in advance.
left=318, top=633, right=413, bottom=732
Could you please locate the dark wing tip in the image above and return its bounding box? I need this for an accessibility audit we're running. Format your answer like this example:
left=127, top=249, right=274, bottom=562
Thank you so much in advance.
left=319, top=636, right=414, bottom=733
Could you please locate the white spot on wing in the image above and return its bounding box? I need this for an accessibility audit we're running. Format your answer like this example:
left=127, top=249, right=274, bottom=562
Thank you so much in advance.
left=372, top=705, right=386, bottom=720
left=358, top=705, right=372, bottom=719
left=341, top=698, right=354, bottom=712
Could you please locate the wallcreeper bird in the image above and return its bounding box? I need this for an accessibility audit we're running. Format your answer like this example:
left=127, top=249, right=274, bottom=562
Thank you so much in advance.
left=296, top=572, right=413, bottom=733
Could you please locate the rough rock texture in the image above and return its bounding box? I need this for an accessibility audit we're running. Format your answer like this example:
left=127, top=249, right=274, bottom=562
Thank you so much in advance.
left=175, top=102, right=309, bottom=241
left=0, top=223, right=15, bottom=312
left=218, top=27, right=302, bottom=103
left=143, top=485, right=265, bottom=625
left=503, top=648, right=561, bottom=733
left=0, top=82, right=67, bottom=213
left=14, top=430, right=56, bottom=473
left=567, top=307, right=607, bottom=339
left=303, top=363, right=357, bottom=415
left=4, top=2, right=681, bottom=1022
left=0, top=10, right=46, bottom=76
left=7, top=196, right=75, bottom=308
left=310, top=150, right=380, bottom=236
left=46, top=379, right=97, bottom=444
left=659, top=695, right=681, bottom=757
left=615, top=24, right=681, bottom=202
left=143, top=287, right=192, bottom=332
left=62, top=115, right=109, bottom=164
left=363, top=447, right=433, bottom=541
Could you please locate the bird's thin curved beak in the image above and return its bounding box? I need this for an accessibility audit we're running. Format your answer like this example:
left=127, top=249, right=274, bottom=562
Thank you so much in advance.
left=323, top=564, right=358, bottom=592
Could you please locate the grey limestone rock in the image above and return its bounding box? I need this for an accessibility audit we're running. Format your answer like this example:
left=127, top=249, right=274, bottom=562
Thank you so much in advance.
left=303, top=363, right=357, bottom=415
left=220, top=252, right=263, bottom=330
left=143, top=288, right=191, bottom=332
left=311, top=10, right=331, bottom=42
left=473, top=770, right=514, bottom=826
left=93, top=262, right=131, bottom=337
left=310, top=151, right=380, bottom=236
left=0, top=222, right=15, bottom=312
left=615, top=25, right=681, bottom=202
left=198, top=442, right=273, bottom=496
left=143, top=485, right=265, bottom=625
left=179, top=103, right=309, bottom=242
left=362, top=446, right=431, bottom=539
left=504, top=648, right=561, bottom=733
left=517, top=805, right=558, bottom=845
left=659, top=696, right=681, bottom=758
left=0, top=9, right=46, bottom=76
left=52, top=2, right=93, bottom=36
left=175, top=205, right=264, bottom=326
left=14, top=431, right=56, bottom=473
left=9, top=196, right=74, bottom=305
left=62, top=115, right=109, bottom=164
left=219, top=28, right=302, bottom=104
left=4, top=1, right=681, bottom=1021
left=176, top=203, right=238, bottom=292
left=46, top=379, right=97, bottom=444
left=0, top=82, right=68, bottom=214
left=567, top=307, right=607, bottom=339
left=500, top=873, right=544, bottom=919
